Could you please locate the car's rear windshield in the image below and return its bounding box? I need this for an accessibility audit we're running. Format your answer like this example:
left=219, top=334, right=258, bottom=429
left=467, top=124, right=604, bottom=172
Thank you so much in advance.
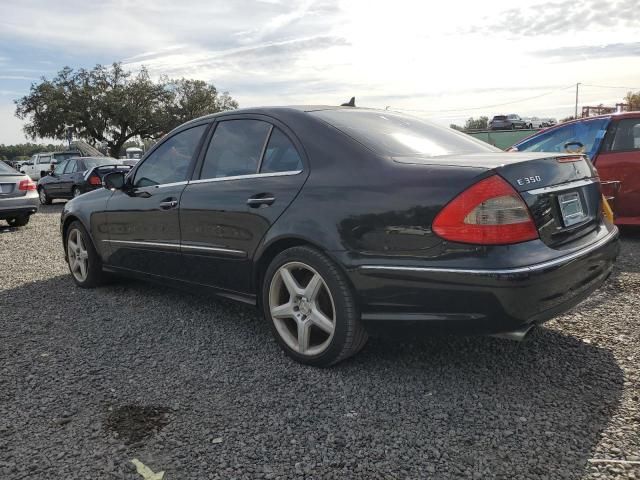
left=310, top=109, right=499, bottom=157
left=0, top=160, right=18, bottom=174
left=53, top=152, right=80, bottom=162
left=83, top=158, right=122, bottom=169
left=493, top=115, right=507, bottom=120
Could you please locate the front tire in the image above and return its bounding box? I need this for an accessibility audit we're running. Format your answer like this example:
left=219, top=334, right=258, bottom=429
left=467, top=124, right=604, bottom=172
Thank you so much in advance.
left=38, top=187, right=51, bottom=205
left=65, top=221, right=105, bottom=288
left=262, top=246, right=367, bottom=367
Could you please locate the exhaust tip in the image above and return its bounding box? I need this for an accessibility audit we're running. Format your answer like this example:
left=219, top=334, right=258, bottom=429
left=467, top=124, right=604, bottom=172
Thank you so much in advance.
left=490, top=325, right=535, bottom=342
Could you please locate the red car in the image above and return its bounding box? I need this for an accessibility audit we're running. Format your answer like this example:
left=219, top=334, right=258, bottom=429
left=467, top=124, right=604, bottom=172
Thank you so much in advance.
left=511, top=112, right=640, bottom=225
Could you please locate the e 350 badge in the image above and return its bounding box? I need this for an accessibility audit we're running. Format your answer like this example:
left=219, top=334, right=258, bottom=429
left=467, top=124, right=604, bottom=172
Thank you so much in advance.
left=517, top=175, right=542, bottom=186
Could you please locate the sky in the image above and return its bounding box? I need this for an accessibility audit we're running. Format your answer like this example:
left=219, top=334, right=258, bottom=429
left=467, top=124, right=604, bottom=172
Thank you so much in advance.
left=1, top=0, right=639, bottom=144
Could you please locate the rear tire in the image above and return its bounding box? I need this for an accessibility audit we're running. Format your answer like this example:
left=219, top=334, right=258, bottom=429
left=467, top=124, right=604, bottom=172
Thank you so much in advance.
left=262, top=246, right=367, bottom=367
left=7, top=216, right=29, bottom=227
left=38, top=187, right=52, bottom=205
left=65, top=221, right=105, bottom=288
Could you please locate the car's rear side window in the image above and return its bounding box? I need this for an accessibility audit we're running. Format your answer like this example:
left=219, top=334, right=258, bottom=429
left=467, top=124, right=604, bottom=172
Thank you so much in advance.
left=200, top=120, right=271, bottom=179
left=0, top=161, right=17, bottom=174
left=607, top=118, right=640, bottom=152
left=310, top=110, right=498, bottom=157
left=260, top=128, right=303, bottom=173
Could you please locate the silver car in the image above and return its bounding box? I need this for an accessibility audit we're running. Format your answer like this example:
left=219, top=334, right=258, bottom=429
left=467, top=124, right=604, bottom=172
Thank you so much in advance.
left=0, top=160, right=39, bottom=227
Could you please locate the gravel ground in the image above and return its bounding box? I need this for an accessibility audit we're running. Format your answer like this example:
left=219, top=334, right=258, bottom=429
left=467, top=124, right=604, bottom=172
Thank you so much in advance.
left=1, top=203, right=638, bottom=480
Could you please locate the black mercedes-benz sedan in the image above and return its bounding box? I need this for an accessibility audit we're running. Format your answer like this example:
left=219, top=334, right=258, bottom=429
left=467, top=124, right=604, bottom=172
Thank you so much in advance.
left=60, top=106, right=619, bottom=366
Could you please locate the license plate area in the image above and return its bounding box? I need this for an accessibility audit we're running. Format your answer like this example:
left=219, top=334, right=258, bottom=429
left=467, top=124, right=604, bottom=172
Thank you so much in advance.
left=558, top=191, right=586, bottom=227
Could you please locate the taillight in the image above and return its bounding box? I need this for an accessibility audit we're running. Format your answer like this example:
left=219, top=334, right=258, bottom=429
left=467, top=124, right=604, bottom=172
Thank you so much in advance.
left=18, top=179, right=37, bottom=191
left=88, top=174, right=102, bottom=186
left=432, top=175, right=538, bottom=245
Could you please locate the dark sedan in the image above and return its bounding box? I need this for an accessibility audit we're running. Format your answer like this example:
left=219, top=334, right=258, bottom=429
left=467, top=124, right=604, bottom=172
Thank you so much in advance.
left=38, top=157, right=129, bottom=204
left=60, top=106, right=619, bottom=366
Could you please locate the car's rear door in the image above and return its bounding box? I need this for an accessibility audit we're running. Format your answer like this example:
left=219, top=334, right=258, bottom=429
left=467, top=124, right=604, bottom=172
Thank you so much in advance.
left=103, top=122, right=209, bottom=277
left=179, top=115, right=308, bottom=295
left=594, top=117, right=640, bottom=224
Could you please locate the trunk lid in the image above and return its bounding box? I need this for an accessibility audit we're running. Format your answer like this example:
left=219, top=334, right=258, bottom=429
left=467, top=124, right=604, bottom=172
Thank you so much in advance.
left=395, top=152, right=601, bottom=247
left=0, top=174, right=28, bottom=198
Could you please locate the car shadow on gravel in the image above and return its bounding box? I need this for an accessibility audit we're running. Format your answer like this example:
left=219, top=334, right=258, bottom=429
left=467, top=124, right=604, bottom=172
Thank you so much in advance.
left=1, top=274, right=624, bottom=479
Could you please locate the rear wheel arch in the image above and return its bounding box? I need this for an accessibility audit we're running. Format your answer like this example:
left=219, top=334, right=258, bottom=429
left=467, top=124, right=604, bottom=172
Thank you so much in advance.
left=253, top=237, right=350, bottom=300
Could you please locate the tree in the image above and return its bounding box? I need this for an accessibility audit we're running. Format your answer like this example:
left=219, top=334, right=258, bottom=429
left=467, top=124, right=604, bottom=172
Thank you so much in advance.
left=463, top=116, right=488, bottom=130
left=624, top=91, right=640, bottom=110
left=15, top=63, right=238, bottom=157
left=450, top=123, right=463, bottom=131
left=560, top=116, right=576, bottom=123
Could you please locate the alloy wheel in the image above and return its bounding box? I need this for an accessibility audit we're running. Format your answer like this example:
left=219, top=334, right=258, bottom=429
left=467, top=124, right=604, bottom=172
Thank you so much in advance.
left=67, top=229, right=89, bottom=282
left=268, top=261, right=336, bottom=356
left=39, top=189, right=47, bottom=204
left=73, top=187, right=81, bottom=198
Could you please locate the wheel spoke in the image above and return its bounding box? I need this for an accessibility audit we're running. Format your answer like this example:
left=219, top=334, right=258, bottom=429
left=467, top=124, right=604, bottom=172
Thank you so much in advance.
left=279, top=267, right=304, bottom=297
left=78, top=259, right=87, bottom=279
left=68, top=239, right=77, bottom=252
left=297, top=321, right=312, bottom=353
left=310, top=307, right=334, bottom=334
left=271, top=301, right=294, bottom=319
left=304, top=273, right=323, bottom=302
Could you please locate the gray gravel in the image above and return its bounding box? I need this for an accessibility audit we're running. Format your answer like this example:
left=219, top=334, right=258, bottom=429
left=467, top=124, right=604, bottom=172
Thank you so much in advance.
left=1, top=203, right=639, bottom=480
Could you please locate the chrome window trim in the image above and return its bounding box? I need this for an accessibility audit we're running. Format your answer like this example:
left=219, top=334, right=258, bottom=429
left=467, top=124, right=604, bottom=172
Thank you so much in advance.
left=188, top=170, right=302, bottom=185
left=358, top=228, right=618, bottom=276
left=133, top=180, right=189, bottom=189
left=525, top=178, right=596, bottom=195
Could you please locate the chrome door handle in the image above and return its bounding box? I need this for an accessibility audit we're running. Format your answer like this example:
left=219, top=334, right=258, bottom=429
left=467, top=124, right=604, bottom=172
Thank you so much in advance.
left=247, top=196, right=275, bottom=207
left=159, top=200, right=178, bottom=209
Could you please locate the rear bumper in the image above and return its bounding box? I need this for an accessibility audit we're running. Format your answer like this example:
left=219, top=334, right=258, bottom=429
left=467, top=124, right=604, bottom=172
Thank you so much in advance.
left=0, top=193, right=39, bottom=219
left=349, top=227, right=619, bottom=335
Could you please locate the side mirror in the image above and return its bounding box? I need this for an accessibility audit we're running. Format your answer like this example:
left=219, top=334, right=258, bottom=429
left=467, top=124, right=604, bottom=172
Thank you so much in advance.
left=51, top=159, right=58, bottom=165
left=104, top=171, right=126, bottom=190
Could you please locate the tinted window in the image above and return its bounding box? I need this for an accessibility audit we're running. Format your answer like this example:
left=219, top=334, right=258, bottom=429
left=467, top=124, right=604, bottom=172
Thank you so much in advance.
left=260, top=128, right=303, bottom=173
left=53, top=160, right=68, bottom=175
left=608, top=119, right=640, bottom=152
left=493, top=116, right=506, bottom=120
left=515, top=118, right=609, bottom=159
left=0, top=160, right=17, bottom=174
left=134, top=124, right=206, bottom=187
left=310, top=110, right=498, bottom=157
left=63, top=160, right=77, bottom=174
left=54, top=152, right=79, bottom=162
left=200, top=120, right=271, bottom=179
left=83, top=158, right=122, bottom=169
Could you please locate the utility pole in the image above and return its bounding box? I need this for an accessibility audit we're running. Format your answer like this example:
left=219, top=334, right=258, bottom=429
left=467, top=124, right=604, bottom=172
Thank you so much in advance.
left=574, top=82, right=581, bottom=119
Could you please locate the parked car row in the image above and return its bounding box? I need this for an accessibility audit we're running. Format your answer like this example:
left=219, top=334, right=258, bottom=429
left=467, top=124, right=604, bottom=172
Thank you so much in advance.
left=489, top=115, right=556, bottom=130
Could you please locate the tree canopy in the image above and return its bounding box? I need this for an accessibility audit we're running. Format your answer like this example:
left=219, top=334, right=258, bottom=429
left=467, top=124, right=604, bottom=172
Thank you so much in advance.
left=450, top=116, right=489, bottom=131
left=15, top=63, right=238, bottom=157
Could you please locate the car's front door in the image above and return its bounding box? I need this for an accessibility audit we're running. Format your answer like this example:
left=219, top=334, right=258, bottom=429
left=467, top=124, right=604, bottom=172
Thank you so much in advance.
left=104, top=123, right=209, bottom=277
left=594, top=117, right=640, bottom=224
left=57, top=159, right=78, bottom=197
left=179, top=117, right=308, bottom=295
left=44, top=160, right=68, bottom=196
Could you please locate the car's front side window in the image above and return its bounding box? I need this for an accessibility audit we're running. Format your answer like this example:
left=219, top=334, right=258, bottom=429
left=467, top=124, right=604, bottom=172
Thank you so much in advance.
left=134, top=124, right=207, bottom=187
left=63, top=160, right=77, bottom=174
left=200, top=120, right=272, bottom=179
left=608, top=119, right=640, bottom=152
left=38, top=156, right=50, bottom=164
left=53, top=160, right=68, bottom=175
